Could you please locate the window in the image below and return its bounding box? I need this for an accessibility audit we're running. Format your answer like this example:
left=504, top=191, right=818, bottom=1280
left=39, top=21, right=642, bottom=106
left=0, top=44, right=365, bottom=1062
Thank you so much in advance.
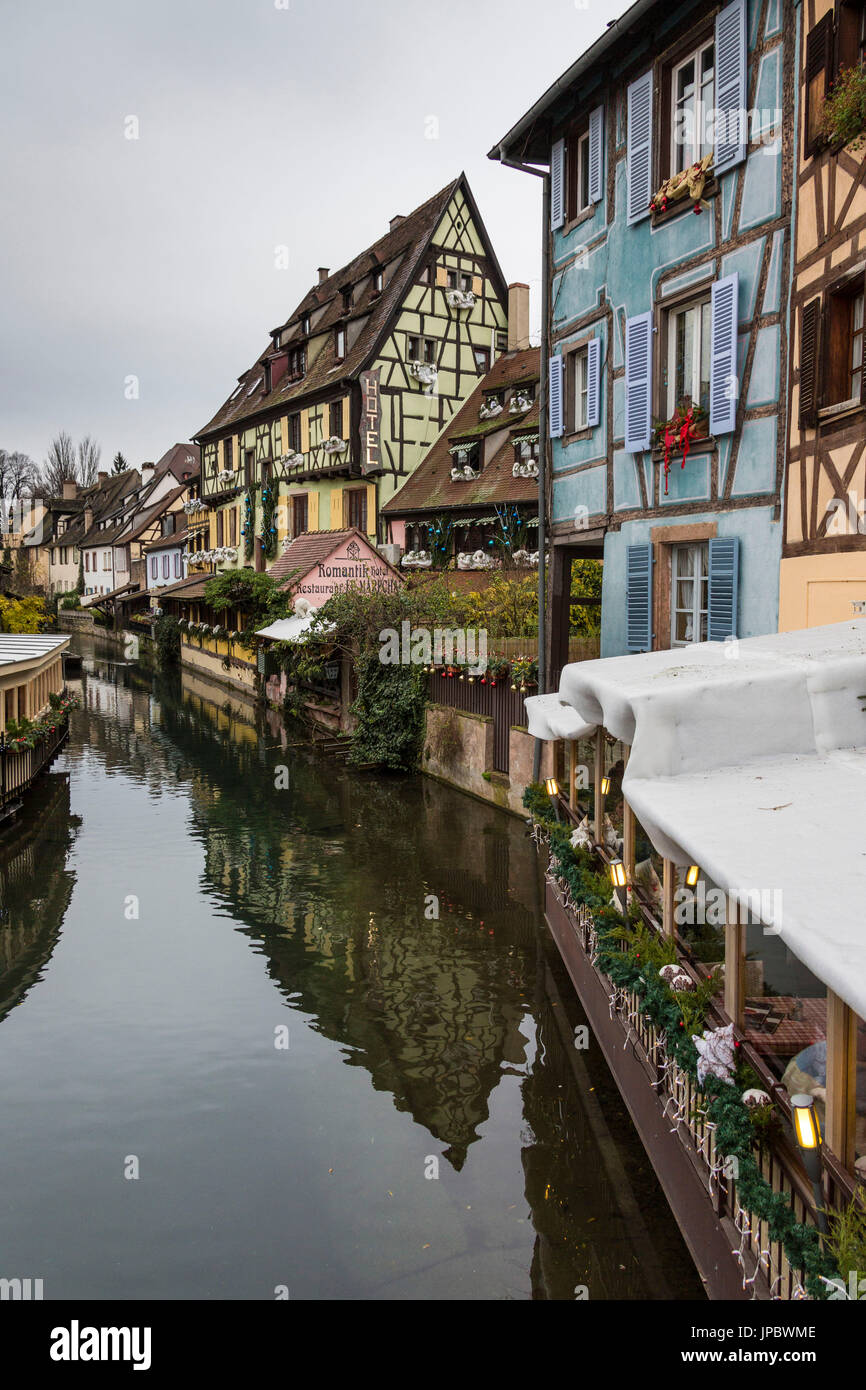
left=573, top=346, right=590, bottom=430
left=452, top=443, right=480, bottom=473
left=288, top=346, right=306, bottom=380
left=150, top=557, right=158, bottom=580
left=103, top=552, right=111, bottom=569
left=162, top=554, right=170, bottom=579
left=341, top=287, right=352, bottom=312
left=346, top=489, right=367, bottom=532
left=407, top=335, right=436, bottom=364
left=301, top=314, right=310, bottom=335
left=329, top=400, right=344, bottom=438
left=373, top=269, right=384, bottom=294
left=824, top=276, right=866, bottom=406
left=228, top=508, right=237, bottom=546
left=419, top=264, right=432, bottom=285
left=288, top=412, right=301, bottom=453
left=447, top=268, right=473, bottom=292
left=174, top=552, right=181, bottom=577
left=671, top=39, right=715, bottom=173
left=216, top=511, right=224, bottom=546
left=667, top=295, right=712, bottom=416
left=292, top=494, right=308, bottom=537
left=335, top=327, right=346, bottom=361
left=223, top=437, right=233, bottom=471
left=515, top=438, right=540, bottom=467
left=567, top=129, right=591, bottom=219
left=671, top=543, right=709, bottom=645
left=244, top=450, right=255, bottom=487
left=474, top=346, right=491, bottom=373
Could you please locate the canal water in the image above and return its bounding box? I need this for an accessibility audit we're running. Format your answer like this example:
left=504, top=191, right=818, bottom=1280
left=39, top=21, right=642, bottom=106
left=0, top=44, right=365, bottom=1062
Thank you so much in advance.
left=0, top=634, right=703, bottom=1300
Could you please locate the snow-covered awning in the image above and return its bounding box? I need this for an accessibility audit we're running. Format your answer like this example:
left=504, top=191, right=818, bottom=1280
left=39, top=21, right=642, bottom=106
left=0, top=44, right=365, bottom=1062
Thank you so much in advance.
left=525, top=691, right=595, bottom=742
left=255, top=614, right=335, bottom=643
left=528, top=620, right=866, bottom=1019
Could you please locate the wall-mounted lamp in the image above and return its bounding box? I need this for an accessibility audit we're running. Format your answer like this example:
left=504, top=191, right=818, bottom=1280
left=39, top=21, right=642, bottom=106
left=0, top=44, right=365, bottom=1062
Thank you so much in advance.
left=686, top=864, right=700, bottom=888
left=545, top=777, right=561, bottom=822
left=791, top=1094, right=827, bottom=1233
left=609, top=858, right=627, bottom=913
left=600, top=775, right=611, bottom=796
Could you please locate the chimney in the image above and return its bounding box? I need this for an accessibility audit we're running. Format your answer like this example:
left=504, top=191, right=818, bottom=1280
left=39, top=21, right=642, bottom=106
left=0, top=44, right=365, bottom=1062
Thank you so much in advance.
left=317, top=267, right=330, bottom=284
left=62, top=479, right=78, bottom=500
left=507, top=283, right=530, bottom=352
left=84, top=506, right=94, bottom=533
left=141, top=462, right=155, bottom=484
left=389, top=214, right=405, bottom=231
left=97, top=470, right=108, bottom=484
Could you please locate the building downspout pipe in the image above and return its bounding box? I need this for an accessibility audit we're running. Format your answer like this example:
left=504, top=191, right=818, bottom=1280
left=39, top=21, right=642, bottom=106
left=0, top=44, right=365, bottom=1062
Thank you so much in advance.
left=497, top=150, right=549, bottom=783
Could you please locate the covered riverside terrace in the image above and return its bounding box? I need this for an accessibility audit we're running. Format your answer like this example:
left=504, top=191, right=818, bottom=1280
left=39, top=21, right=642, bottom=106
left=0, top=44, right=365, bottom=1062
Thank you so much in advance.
left=0, top=635, right=69, bottom=734
left=526, top=620, right=866, bottom=1197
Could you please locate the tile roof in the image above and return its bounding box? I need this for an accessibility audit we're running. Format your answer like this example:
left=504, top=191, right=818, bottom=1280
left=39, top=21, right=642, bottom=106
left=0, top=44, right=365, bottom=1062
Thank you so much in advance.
left=383, top=347, right=540, bottom=515
left=144, top=525, right=188, bottom=553
left=196, top=176, right=501, bottom=441
left=58, top=470, right=142, bottom=548
left=267, top=529, right=362, bottom=583
left=157, top=573, right=212, bottom=601
left=154, top=442, right=201, bottom=477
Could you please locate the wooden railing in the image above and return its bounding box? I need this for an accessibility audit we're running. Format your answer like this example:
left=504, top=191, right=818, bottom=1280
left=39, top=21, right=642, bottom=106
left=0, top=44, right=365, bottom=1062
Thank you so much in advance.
left=0, top=721, right=69, bottom=813
left=544, top=795, right=851, bottom=1300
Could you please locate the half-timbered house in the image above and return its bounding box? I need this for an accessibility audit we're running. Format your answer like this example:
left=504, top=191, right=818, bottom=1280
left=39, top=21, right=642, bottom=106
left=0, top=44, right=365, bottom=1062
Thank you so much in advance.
left=193, top=175, right=508, bottom=576
left=492, top=0, right=793, bottom=670
left=780, top=0, right=866, bottom=628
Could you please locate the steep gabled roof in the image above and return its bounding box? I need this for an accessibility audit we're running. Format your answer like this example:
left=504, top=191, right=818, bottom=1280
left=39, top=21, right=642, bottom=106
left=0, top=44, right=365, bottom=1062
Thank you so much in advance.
left=56, top=470, right=141, bottom=548
left=383, top=347, right=540, bottom=515
left=196, top=175, right=507, bottom=441
left=268, top=529, right=363, bottom=584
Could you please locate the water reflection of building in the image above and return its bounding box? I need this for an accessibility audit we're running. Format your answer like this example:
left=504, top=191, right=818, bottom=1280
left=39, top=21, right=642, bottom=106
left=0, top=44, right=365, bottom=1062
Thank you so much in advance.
left=0, top=772, right=80, bottom=1021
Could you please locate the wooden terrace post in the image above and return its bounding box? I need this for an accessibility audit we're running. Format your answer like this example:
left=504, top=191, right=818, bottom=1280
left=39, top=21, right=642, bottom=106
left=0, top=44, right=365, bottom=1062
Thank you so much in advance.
left=825, top=990, right=856, bottom=1171
left=662, top=859, right=676, bottom=938
left=724, top=895, right=746, bottom=1029
left=568, top=739, right=577, bottom=808
left=593, top=728, right=605, bottom=844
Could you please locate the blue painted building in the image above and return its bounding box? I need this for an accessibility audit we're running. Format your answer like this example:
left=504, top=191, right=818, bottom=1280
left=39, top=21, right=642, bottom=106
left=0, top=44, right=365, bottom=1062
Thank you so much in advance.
left=492, top=0, right=793, bottom=667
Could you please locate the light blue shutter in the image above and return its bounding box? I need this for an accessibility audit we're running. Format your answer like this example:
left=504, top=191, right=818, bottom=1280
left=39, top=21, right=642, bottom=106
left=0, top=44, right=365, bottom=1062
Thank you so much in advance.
left=625, top=312, right=653, bottom=452
left=586, top=337, right=601, bottom=428
left=714, top=0, right=747, bottom=174
left=588, top=105, right=604, bottom=204
left=709, top=272, right=739, bottom=436
left=626, top=544, right=653, bottom=652
left=549, top=355, right=564, bottom=438
left=551, top=139, right=566, bottom=230
left=708, top=538, right=739, bottom=641
left=627, top=70, right=653, bottom=224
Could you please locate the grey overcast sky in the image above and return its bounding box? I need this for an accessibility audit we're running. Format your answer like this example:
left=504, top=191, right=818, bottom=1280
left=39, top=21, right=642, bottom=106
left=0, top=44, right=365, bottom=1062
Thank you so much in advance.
left=0, top=0, right=619, bottom=471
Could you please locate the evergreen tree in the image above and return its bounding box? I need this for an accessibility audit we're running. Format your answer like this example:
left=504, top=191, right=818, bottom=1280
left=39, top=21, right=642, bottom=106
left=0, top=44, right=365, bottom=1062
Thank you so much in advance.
left=113, top=451, right=128, bottom=474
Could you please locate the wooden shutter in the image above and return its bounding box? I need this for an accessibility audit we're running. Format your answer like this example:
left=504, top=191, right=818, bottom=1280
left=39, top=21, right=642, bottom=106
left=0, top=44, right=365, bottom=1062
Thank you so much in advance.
left=626, top=543, right=654, bottom=652
left=625, top=313, right=653, bottom=452
left=805, top=13, right=834, bottom=157
left=709, top=272, right=739, bottom=436
left=588, top=105, right=604, bottom=204
left=586, top=337, right=601, bottom=428
left=714, top=0, right=747, bottom=174
left=549, top=355, right=564, bottom=438
left=708, top=537, right=740, bottom=641
left=799, top=297, right=822, bottom=424
left=551, top=139, right=566, bottom=230
left=627, top=70, right=653, bottom=225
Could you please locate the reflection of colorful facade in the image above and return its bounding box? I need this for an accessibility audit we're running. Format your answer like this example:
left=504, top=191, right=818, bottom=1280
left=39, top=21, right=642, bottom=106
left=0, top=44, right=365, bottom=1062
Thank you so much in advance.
left=0, top=772, right=79, bottom=1022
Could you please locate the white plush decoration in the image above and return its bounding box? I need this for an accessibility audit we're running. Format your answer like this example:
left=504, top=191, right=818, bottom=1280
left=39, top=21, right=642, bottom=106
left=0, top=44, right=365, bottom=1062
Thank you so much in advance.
left=445, top=289, right=475, bottom=310
left=510, top=393, right=533, bottom=414
left=512, top=460, right=539, bottom=479
left=479, top=399, right=503, bottom=420
left=450, top=464, right=479, bottom=481
left=322, top=436, right=347, bottom=455
left=293, top=597, right=315, bottom=619
left=658, top=963, right=694, bottom=991
left=408, top=361, right=439, bottom=393
left=401, top=550, right=433, bottom=569
left=217, top=469, right=235, bottom=485
left=456, top=550, right=498, bottom=571
left=570, top=817, right=593, bottom=850
left=742, top=1088, right=772, bottom=1109
left=692, top=1023, right=737, bottom=1087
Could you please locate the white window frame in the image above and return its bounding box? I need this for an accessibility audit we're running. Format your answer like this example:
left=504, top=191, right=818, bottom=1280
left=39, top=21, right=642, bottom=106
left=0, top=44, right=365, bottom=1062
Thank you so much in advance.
left=576, top=130, right=591, bottom=214
left=667, top=294, right=712, bottom=418
left=671, top=38, right=715, bottom=174
left=573, top=346, right=590, bottom=430
left=671, top=542, right=709, bottom=646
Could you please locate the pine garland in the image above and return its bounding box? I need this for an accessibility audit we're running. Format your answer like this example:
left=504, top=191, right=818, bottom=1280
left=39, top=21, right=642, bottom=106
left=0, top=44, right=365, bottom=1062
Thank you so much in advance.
left=524, top=783, right=839, bottom=1299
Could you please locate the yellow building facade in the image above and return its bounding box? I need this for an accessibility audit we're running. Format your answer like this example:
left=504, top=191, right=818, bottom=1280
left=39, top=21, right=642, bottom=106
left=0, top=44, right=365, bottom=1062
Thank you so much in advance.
left=780, top=0, right=866, bottom=628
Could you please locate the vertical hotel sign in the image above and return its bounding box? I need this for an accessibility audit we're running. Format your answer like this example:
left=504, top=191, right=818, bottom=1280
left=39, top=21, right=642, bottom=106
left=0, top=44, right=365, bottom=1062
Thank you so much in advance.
left=360, top=369, right=381, bottom=475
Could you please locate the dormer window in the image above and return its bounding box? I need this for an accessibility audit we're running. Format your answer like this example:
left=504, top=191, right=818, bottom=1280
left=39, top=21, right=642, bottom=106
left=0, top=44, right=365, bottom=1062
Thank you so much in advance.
left=335, top=327, right=346, bottom=361
left=301, top=314, right=310, bottom=335
left=373, top=269, right=384, bottom=294
left=288, top=346, right=306, bottom=380
left=419, top=264, right=432, bottom=286
left=341, top=287, right=352, bottom=313
left=263, top=360, right=272, bottom=393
